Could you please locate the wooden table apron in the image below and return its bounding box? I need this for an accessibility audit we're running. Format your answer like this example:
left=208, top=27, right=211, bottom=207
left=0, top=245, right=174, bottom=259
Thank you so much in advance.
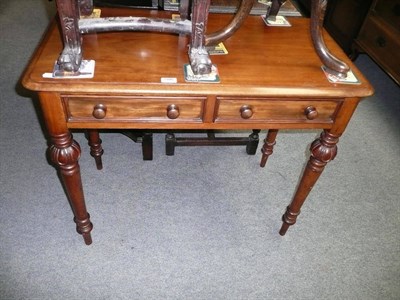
left=22, top=8, right=374, bottom=245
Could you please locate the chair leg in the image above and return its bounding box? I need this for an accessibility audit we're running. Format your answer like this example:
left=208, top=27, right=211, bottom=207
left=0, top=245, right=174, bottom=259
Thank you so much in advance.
left=121, top=130, right=153, bottom=161
left=165, top=132, right=176, bottom=156
left=179, top=0, right=191, bottom=20
left=246, top=130, right=260, bottom=155
left=141, top=132, right=153, bottom=161
left=55, top=0, right=82, bottom=72
left=189, top=0, right=212, bottom=75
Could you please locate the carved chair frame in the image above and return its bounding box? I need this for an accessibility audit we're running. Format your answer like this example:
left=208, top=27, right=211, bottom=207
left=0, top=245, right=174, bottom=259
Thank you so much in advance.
left=54, top=0, right=349, bottom=77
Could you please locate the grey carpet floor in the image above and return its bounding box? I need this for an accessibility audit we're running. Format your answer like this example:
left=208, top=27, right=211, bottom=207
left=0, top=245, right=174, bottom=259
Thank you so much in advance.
left=1, top=1, right=399, bottom=299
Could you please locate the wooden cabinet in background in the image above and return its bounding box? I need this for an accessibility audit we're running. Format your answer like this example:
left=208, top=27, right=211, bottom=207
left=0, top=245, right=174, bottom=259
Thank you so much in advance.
left=355, top=0, right=400, bottom=84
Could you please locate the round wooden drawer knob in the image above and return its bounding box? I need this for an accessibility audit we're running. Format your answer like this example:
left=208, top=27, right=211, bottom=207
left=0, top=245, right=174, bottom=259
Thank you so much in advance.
left=166, top=104, right=180, bottom=119
left=375, top=36, right=386, bottom=48
left=92, top=104, right=107, bottom=119
left=240, top=105, right=253, bottom=119
left=304, top=106, right=318, bottom=120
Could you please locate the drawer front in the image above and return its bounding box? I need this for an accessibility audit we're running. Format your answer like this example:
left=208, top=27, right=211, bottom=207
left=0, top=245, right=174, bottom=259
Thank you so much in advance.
left=357, top=17, right=400, bottom=81
left=63, top=96, right=205, bottom=122
left=374, top=0, right=400, bottom=31
left=214, top=98, right=340, bottom=123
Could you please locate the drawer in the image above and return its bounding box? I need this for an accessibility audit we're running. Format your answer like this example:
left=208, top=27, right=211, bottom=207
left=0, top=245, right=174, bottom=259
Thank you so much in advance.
left=214, top=98, right=341, bottom=123
left=374, top=0, right=400, bottom=31
left=357, top=16, right=400, bottom=81
left=63, top=96, right=205, bottom=123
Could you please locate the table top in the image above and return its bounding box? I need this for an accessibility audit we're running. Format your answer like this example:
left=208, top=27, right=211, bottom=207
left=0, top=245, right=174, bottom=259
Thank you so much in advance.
left=22, top=8, right=373, bottom=98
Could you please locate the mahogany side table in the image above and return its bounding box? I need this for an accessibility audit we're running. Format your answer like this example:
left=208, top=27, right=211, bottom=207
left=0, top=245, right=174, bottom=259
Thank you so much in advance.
left=22, top=8, right=374, bottom=245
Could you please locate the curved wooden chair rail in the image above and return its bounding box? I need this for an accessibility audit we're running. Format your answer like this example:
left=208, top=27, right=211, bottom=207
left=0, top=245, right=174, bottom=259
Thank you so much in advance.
left=54, top=0, right=348, bottom=77
left=310, top=0, right=349, bottom=78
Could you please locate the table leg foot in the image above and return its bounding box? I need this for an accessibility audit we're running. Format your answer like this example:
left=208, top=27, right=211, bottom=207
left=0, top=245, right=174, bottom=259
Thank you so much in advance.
left=279, top=206, right=300, bottom=235
left=74, top=214, right=93, bottom=245
left=279, top=223, right=289, bottom=236
left=82, top=233, right=93, bottom=245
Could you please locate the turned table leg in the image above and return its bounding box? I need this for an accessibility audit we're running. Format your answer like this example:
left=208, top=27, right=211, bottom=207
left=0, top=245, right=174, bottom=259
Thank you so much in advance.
left=260, top=129, right=279, bottom=167
left=87, top=130, right=104, bottom=170
left=49, top=134, right=93, bottom=244
left=39, top=92, right=93, bottom=245
left=279, top=130, right=339, bottom=235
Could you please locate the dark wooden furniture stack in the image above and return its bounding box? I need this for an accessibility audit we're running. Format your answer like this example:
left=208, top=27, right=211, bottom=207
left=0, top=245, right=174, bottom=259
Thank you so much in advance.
left=22, top=7, right=373, bottom=245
